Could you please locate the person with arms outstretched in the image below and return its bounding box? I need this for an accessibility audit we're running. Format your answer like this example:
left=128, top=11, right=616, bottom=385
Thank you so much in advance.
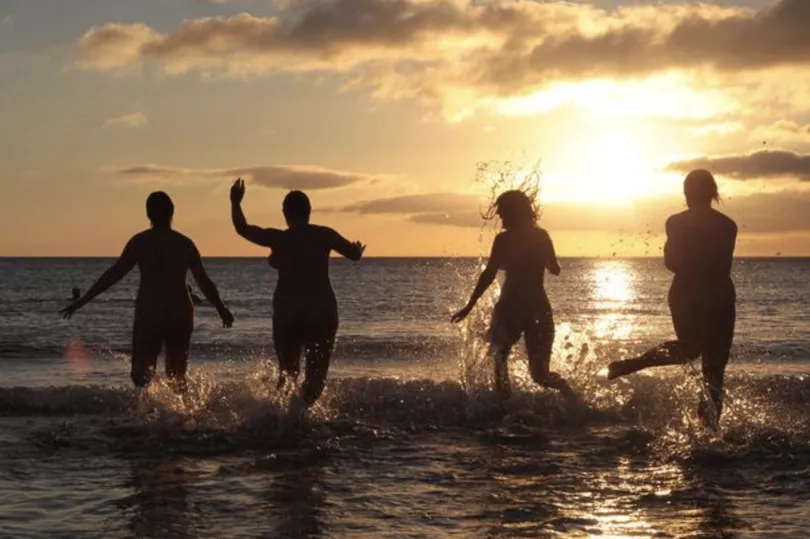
left=61, top=192, right=234, bottom=391
left=607, top=169, right=737, bottom=428
left=452, top=190, right=576, bottom=400
left=229, top=178, right=365, bottom=410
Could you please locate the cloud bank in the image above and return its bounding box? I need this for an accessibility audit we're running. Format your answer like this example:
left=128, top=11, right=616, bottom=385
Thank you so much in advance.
left=334, top=189, right=810, bottom=233
left=118, top=164, right=378, bottom=189
left=74, top=0, right=810, bottom=119
left=666, top=149, right=810, bottom=181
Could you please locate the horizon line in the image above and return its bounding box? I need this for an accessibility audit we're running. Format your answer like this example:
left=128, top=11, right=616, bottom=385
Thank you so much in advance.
left=1, top=255, right=807, bottom=260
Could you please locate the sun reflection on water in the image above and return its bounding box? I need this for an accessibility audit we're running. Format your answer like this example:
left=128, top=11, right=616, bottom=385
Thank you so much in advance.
left=590, top=260, right=638, bottom=341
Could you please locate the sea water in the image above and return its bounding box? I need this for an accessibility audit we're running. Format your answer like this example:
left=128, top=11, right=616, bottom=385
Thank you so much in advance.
left=0, top=257, right=808, bottom=538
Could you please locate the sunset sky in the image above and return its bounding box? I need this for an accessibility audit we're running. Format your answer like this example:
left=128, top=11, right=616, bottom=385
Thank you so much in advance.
left=1, top=0, right=809, bottom=257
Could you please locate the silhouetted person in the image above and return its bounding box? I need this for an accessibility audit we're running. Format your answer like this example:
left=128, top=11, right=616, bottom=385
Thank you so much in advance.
left=452, top=190, right=576, bottom=400
left=607, top=170, right=737, bottom=428
left=60, top=192, right=234, bottom=391
left=72, top=287, right=81, bottom=301
left=187, top=284, right=204, bottom=306
left=229, top=178, right=365, bottom=409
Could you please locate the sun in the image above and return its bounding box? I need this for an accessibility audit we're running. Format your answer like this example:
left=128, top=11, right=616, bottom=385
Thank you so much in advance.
left=541, top=129, right=671, bottom=205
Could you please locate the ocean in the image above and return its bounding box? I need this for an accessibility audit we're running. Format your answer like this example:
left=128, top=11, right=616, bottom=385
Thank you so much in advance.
left=1, top=256, right=809, bottom=538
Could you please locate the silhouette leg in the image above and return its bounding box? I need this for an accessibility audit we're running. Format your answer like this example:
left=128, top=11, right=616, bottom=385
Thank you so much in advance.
left=131, top=319, right=161, bottom=388
left=698, top=353, right=726, bottom=430
left=525, top=316, right=576, bottom=399
left=489, top=313, right=519, bottom=398
left=300, top=334, right=336, bottom=408
left=165, top=319, right=193, bottom=394
left=273, top=314, right=303, bottom=392
left=607, top=340, right=700, bottom=380
left=698, top=308, right=734, bottom=428
left=491, top=343, right=512, bottom=398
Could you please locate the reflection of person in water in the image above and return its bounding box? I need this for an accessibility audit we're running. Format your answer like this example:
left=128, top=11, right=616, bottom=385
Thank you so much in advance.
left=607, top=169, right=737, bottom=428
left=124, top=458, right=194, bottom=538
left=229, top=178, right=365, bottom=410
left=60, top=192, right=234, bottom=391
left=260, top=465, right=326, bottom=538
left=452, top=190, right=577, bottom=401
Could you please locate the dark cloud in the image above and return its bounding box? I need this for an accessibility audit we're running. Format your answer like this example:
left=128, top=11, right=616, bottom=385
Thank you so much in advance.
left=478, top=0, right=810, bottom=93
left=226, top=166, right=371, bottom=189
left=340, top=189, right=810, bottom=233
left=666, top=149, right=810, bottom=181
left=75, top=0, right=810, bottom=109
left=338, top=192, right=483, bottom=213
left=118, top=164, right=375, bottom=189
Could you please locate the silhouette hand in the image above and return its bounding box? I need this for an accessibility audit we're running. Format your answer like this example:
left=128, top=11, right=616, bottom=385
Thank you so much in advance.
left=219, top=307, right=234, bottom=328
left=353, top=242, right=366, bottom=259
left=451, top=305, right=472, bottom=323
left=230, top=178, right=245, bottom=204
left=60, top=303, right=79, bottom=320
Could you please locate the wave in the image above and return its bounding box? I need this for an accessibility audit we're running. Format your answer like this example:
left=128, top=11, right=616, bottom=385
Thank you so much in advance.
left=4, top=336, right=807, bottom=366
left=0, top=336, right=460, bottom=362
left=0, top=343, right=68, bottom=359
left=2, top=371, right=810, bottom=429
left=5, top=371, right=810, bottom=469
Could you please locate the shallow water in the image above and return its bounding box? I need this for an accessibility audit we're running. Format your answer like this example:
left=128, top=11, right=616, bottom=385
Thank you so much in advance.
left=4, top=367, right=810, bottom=538
left=1, top=258, right=809, bottom=538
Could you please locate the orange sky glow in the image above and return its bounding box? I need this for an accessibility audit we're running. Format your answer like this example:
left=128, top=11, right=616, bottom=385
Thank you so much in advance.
left=1, top=0, right=808, bottom=257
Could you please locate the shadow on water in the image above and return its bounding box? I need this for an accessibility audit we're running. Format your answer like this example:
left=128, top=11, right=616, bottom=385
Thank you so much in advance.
left=678, top=464, right=744, bottom=539
left=106, top=413, right=337, bottom=539
left=116, top=457, right=198, bottom=539
left=256, top=450, right=328, bottom=539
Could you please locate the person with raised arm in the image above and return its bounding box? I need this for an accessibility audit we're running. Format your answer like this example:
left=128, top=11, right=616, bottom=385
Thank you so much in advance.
left=229, top=178, right=365, bottom=410
left=61, top=192, right=233, bottom=391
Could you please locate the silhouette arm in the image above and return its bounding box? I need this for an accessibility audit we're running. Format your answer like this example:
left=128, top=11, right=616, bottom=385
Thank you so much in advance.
left=61, top=238, right=137, bottom=318
left=189, top=243, right=234, bottom=327
left=451, top=238, right=502, bottom=322
left=725, top=221, right=738, bottom=273
left=231, top=200, right=280, bottom=248
left=545, top=230, right=561, bottom=275
left=329, top=229, right=365, bottom=261
left=663, top=217, right=680, bottom=274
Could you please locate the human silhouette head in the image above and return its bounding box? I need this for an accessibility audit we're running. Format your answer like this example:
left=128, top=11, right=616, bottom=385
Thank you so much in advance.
left=283, top=190, right=311, bottom=227
left=684, top=169, right=719, bottom=209
left=146, top=191, right=174, bottom=228
left=494, top=190, right=537, bottom=229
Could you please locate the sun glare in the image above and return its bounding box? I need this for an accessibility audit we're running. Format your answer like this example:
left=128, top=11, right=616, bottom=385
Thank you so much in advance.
left=542, top=131, right=668, bottom=205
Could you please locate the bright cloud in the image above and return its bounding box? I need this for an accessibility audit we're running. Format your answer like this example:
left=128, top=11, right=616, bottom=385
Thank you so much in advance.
left=74, top=0, right=810, bottom=120
left=104, top=112, right=148, bottom=128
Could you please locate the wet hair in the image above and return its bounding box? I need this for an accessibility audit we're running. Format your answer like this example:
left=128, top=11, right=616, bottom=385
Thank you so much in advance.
left=491, top=190, right=537, bottom=229
left=146, top=191, right=174, bottom=228
left=283, top=190, right=311, bottom=224
left=684, top=169, right=720, bottom=207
